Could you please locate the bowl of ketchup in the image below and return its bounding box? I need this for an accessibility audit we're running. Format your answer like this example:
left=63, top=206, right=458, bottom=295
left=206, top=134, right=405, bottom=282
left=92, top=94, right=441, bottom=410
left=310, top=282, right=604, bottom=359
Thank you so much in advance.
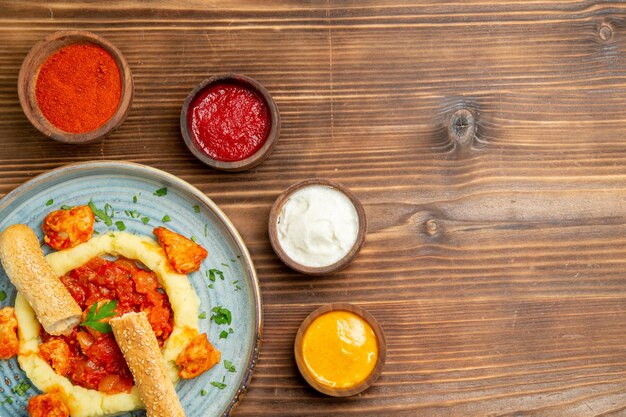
left=180, top=74, right=280, bottom=172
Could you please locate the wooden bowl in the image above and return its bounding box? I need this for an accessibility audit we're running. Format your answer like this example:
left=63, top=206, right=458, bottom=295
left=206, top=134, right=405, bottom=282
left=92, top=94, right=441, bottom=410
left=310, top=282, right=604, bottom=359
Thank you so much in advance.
left=268, top=179, right=366, bottom=275
left=294, top=303, right=386, bottom=397
left=17, top=30, right=134, bottom=144
left=180, top=74, right=280, bottom=172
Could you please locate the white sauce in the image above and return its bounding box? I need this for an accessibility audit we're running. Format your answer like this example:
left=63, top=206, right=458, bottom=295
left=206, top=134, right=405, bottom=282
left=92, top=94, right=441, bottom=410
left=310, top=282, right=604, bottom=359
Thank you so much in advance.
left=277, top=185, right=359, bottom=268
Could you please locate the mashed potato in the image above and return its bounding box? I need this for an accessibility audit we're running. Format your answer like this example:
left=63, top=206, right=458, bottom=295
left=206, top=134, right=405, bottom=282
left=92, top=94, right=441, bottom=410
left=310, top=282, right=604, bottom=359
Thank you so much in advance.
left=14, top=232, right=200, bottom=417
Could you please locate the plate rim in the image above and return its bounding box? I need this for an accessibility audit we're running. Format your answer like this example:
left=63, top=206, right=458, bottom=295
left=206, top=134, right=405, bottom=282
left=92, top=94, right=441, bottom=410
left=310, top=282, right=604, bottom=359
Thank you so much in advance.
left=0, top=160, right=263, bottom=417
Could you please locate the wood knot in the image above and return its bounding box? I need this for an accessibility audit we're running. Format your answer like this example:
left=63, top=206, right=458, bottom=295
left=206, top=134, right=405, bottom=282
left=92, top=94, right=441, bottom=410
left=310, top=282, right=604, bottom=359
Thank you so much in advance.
left=448, top=109, right=475, bottom=145
left=599, top=24, right=613, bottom=42
left=425, top=219, right=439, bottom=236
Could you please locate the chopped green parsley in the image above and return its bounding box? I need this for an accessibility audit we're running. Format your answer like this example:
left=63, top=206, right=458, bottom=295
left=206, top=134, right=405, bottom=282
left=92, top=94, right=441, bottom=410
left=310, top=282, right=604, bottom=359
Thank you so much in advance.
left=208, top=269, right=224, bottom=282
left=211, top=376, right=227, bottom=390
left=80, top=300, right=117, bottom=334
left=12, top=381, right=31, bottom=396
left=89, top=200, right=113, bottom=227
left=154, top=187, right=168, bottom=197
left=224, top=360, right=236, bottom=372
left=125, top=210, right=140, bottom=218
left=211, top=306, right=232, bottom=325
left=211, top=381, right=226, bottom=390
left=104, top=203, right=115, bottom=218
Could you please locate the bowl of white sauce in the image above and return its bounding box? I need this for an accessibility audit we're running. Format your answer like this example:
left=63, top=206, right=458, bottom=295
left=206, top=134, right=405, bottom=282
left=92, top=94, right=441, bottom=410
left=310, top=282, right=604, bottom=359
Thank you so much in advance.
left=269, top=179, right=367, bottom=275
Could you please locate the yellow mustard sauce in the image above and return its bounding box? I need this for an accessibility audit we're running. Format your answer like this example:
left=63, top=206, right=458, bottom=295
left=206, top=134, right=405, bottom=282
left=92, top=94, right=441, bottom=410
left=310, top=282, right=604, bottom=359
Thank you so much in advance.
left=302, top=310, right=378, bottom=388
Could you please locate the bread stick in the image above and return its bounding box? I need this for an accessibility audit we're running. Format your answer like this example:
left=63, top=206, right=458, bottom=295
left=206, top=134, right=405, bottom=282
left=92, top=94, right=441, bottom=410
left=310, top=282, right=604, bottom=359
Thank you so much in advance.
left=0, top=224, right=81, bottom=335
left=110, top=312, right=186, bottom=417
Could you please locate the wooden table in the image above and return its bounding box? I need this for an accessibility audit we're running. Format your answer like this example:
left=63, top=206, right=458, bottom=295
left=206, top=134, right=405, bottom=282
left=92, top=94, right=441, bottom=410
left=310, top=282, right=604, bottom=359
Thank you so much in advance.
left=2, top=1, right=626, bottom=416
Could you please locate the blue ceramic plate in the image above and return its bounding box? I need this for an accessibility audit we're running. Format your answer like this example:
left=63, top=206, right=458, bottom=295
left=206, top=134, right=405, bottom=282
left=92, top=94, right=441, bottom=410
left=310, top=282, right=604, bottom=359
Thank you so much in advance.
left=0, top=161, right=262, bottom=417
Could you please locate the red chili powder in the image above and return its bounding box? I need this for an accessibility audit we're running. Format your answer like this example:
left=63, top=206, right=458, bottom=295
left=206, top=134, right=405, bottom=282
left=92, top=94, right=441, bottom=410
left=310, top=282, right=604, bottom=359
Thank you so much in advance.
left=35, top=43, right=122, bottom=134
left=188, top=83, right=270, bottom=162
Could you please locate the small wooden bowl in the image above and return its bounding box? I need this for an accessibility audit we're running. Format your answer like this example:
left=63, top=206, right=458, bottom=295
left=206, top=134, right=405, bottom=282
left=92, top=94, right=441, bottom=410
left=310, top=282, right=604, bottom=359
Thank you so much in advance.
left=268, top=179, right=367, bottom=276
left=18, top=30, right=134, bottom=144
left=294, top=303, right=386, bottom=397
left=180, top=74, right=280, bottom=172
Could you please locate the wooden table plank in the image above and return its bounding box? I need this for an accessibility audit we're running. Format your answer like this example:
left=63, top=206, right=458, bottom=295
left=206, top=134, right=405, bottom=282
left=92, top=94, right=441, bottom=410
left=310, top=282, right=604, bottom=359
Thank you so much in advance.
left=2, top=1, right=626, bottom=415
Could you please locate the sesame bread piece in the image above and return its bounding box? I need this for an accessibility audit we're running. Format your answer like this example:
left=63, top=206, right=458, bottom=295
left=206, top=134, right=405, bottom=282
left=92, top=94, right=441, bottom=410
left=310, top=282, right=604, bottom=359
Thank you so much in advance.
left=0, top=224, right=81, bottom=335
left=111, top=312, right=186, bottom=417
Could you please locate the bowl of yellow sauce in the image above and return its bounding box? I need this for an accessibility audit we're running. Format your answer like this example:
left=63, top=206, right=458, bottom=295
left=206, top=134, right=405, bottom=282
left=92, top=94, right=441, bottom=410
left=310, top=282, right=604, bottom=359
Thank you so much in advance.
left=294, top=303, right=386, bottom=397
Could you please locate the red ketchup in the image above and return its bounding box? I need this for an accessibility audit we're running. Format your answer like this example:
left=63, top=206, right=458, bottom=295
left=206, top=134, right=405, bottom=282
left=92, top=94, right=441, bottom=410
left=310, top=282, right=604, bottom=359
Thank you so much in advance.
left=188, top=83, right=270, bottom=162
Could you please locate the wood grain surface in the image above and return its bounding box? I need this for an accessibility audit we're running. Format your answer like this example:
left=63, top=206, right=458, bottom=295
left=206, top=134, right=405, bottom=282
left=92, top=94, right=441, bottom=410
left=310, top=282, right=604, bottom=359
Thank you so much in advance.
left=2, top=1, right=626, bottom=416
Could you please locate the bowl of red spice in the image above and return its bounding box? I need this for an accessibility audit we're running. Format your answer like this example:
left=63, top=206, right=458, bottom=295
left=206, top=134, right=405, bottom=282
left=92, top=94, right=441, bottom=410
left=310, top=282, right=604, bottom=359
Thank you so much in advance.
left=180, top=74, right=280, bottom=172
left=18, top=30, right=133, bottom=144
